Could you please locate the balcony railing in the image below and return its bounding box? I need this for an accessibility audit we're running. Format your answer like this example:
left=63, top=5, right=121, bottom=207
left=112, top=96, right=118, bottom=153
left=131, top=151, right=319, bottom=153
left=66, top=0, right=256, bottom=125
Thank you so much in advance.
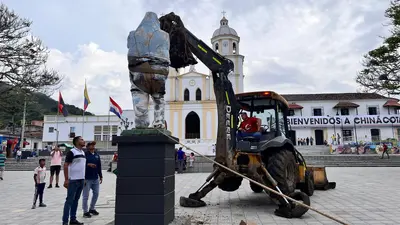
left=181, top=139, right=216, bottom=145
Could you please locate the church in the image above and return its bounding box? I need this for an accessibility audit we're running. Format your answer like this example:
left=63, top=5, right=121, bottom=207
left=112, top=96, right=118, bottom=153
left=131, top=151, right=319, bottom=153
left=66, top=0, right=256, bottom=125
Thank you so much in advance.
left=163, top=14, right=245, bottom=152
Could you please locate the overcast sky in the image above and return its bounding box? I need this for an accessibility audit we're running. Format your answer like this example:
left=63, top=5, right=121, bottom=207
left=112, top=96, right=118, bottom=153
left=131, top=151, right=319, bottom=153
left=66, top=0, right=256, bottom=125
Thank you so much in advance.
left=2, top=0, right=392, bottom=115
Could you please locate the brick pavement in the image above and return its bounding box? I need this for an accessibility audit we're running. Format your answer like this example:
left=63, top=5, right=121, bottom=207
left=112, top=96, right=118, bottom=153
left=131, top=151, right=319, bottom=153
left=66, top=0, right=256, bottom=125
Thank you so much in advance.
left=1, top=168, right=399, bottom=225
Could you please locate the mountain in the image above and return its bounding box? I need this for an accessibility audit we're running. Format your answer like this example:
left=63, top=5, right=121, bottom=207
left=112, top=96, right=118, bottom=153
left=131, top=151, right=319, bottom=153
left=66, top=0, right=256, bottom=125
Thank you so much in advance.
left=0, top=90, right=94, bottom=129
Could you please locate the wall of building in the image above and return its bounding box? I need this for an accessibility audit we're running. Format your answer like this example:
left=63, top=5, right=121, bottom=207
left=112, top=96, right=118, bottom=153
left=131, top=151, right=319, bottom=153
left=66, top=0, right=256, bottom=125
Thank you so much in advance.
left=288, top=98, right=400, bottom=144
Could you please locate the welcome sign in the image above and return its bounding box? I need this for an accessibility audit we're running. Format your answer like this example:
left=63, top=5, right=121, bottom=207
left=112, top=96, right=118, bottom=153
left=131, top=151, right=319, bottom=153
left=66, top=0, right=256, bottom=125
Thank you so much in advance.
left=288, top=115, right=400, bottom=127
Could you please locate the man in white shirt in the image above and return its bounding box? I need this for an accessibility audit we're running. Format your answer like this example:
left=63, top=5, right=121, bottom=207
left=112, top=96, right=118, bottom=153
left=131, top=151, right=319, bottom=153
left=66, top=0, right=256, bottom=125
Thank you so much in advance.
left=16, top=148, right=22, bottom=162
left=62, top=136, right=86, bottom=225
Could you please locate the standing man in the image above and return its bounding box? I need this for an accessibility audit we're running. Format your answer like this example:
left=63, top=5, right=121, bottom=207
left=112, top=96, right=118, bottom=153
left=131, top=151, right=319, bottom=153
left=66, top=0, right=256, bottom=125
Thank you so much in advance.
left=62, top=136, right=86, bottom=225
left=177, top=147, right=185, bottom=174
left=0, top=150, right=6, bottom=180
left=82, top=141, right=102, bottom=218
left=48, top=146, right=63, bottom=188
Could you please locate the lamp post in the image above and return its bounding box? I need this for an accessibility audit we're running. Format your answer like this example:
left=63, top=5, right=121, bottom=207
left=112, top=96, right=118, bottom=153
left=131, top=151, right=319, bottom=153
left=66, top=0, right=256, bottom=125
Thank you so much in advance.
left=120, top=118, right=134, bottom=131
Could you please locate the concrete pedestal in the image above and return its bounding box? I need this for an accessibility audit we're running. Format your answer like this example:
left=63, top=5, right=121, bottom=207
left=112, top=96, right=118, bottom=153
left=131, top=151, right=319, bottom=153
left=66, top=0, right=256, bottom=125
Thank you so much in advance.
left=113, top=130, right=177, bottom=225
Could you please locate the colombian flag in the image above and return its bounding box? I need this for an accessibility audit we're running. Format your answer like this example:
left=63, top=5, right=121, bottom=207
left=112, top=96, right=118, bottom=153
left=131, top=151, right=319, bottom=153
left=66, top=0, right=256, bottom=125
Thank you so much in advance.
left=84, top=82, right=91, bottom=111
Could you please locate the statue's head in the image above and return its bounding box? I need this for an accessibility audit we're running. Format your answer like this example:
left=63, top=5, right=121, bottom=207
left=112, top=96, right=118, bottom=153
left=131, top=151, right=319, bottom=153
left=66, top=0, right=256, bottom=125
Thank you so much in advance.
left=138, top=12, right=160, bottom=29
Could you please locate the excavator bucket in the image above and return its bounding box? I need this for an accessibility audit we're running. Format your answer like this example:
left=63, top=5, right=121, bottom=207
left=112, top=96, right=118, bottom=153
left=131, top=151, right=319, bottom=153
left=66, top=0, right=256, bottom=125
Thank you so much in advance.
left=307, top=166, right=336, bottom=190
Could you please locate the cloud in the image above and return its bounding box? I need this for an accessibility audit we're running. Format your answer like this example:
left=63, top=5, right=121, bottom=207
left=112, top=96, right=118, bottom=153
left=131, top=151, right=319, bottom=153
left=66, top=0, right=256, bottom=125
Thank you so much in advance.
left=2, top=0, right=392, bottom=115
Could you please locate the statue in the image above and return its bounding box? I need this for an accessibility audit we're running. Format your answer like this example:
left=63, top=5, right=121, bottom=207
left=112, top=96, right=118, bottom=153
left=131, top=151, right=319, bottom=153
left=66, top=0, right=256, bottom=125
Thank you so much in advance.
left=127, top=12, right=170, bottom=129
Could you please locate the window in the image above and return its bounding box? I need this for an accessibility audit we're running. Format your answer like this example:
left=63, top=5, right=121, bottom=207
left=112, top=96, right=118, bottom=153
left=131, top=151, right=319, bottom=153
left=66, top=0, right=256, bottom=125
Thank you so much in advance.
left=340, top=108, right=349, bottom=115
left=94, top=135, right=102, bottom=141
left=70, top=127, right=75, bottom=133
left=102, top=125, right=110, bottom=133
left=313, top=108, right=322, bottom=116
left=196, top=88, right=202, bottom=101
left=368, top=107, right=378, bottom=115
left=102, top=134, right=110, bottom=141
left=233, top=42, right=237, bottom=54
left=184, top=89, right=190, bottom=101
left=288, top=109, right=295, bottom=116
left=49, top=127, right=54, bottom=133
left=215, top=43, right=219, bottom=53
left=342, top=129, right=353, bottom=141
left=371, top=129, right=381, bottom=142
left=112, top=125, right=118, bottom=135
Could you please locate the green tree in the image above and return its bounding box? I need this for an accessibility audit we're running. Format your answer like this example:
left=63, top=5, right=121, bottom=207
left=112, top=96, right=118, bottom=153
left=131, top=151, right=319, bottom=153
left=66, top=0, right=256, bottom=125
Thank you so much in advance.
left=0, top=3, right=61, bottom=94
left=356, top=1, right=400, bottom=95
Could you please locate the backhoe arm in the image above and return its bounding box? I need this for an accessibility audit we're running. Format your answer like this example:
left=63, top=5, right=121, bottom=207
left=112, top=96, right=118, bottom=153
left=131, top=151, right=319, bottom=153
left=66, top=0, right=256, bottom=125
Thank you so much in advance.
left=160, top=12, right=240, bottom=160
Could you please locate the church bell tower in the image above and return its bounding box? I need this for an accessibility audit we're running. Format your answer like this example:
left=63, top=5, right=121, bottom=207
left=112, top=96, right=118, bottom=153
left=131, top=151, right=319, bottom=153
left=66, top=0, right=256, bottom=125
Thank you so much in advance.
left=210, top=11, right=245, bottom=94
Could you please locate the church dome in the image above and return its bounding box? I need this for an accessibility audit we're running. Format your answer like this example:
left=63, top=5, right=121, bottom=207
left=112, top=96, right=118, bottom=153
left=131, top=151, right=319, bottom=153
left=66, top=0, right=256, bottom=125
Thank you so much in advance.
left=212, top=16, right=238, bottom=38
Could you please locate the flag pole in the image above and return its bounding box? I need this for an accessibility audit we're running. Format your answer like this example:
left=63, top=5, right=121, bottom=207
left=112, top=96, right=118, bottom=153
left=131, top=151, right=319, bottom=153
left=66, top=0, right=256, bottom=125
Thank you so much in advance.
left=82, top=79, right=86, bottom=137
left=56, top=91, right=60, bottom=146
left=106, top=97, right=111, bottom=151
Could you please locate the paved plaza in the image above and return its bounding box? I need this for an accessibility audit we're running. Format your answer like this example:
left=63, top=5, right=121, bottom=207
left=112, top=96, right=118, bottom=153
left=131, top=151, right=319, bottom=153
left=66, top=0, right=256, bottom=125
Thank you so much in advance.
left=0, top=167, right=399, bottom=225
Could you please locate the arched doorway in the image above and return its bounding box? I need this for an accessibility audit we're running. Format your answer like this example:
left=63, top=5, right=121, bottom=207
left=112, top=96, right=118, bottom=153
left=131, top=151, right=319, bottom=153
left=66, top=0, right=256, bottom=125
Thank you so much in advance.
left=185, top=111, right=200, bottom=139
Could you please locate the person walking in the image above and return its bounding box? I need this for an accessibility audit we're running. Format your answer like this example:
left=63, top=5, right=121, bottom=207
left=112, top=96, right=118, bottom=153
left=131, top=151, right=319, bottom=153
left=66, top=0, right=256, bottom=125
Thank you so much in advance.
left=177, top=147, right=185, bottom=174
left=32, top=158, right=47, bottom=209
left=82, top=141, right=103, bottom=218
left=48, top=146, right=63, bottom=188
left=189, top=152, right=195, bottom=168
left=0, top=150, right=6, bottom=180
left=62, top=136, right=86, bottom=225
left=381, top=143, right=390, bottom=159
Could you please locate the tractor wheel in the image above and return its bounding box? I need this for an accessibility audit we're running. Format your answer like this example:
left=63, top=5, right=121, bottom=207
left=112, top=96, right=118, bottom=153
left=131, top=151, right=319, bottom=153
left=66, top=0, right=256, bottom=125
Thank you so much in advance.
left=250, top=182, right=264, bottom=193
left=300, top=171, right=314, bottom=196
left=266, top=149, right=298, bottom=198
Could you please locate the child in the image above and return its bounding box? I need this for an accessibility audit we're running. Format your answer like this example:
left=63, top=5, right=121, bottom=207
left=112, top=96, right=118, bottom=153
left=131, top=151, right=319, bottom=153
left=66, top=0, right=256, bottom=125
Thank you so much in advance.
left=189, top=152, right=195, bottom=167
left=32, top=158, right=47, bottom=209
left=0, top=150, right=6, bottom=180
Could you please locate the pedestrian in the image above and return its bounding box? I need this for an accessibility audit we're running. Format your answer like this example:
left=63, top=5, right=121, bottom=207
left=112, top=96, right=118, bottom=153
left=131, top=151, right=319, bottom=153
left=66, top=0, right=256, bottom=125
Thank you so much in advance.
left=32, top=158, right=47, bottom=209
left=48, top=146, right=63, bottom=188
left=189, top=152, right=195, bottom=167
left=310, top=137, right=314, bottom=146
left=0, top=150, right=6, bottom=180
left=177, top=147, right=185, bottom=173
left=62, top=136, right=86, bottom=225
left=16, top=148, right=22, bottom=162
left=306, top=137, right=309, bottom=145
left=82, top=141, right=102, bottom=218
left=381, top=143, right=390, bottom=159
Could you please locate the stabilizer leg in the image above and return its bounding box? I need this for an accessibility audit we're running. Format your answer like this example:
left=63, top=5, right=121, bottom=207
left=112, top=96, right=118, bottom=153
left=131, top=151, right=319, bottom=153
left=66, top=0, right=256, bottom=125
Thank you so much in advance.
left=180, top=171, right=226, bottom=207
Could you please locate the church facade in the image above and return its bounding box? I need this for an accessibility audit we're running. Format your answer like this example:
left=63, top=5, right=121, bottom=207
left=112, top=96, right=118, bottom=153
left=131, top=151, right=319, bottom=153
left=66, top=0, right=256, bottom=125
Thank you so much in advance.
left=164, top=15, right=245, bottom=151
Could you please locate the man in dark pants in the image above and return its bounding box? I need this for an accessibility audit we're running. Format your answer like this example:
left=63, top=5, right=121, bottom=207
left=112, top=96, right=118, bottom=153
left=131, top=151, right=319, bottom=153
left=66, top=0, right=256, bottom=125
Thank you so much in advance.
left=82, top=141, right=103, bottom=218
left=62, top=136, right=86, bottom=225
left=177, top=147, right=185, bottom=173
left=381, top=143, right=390, bottom=159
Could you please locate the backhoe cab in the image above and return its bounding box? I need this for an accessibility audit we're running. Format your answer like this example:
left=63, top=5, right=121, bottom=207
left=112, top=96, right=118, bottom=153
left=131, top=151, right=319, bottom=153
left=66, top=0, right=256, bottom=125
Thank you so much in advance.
left=235, top=91, right=293, bottom=153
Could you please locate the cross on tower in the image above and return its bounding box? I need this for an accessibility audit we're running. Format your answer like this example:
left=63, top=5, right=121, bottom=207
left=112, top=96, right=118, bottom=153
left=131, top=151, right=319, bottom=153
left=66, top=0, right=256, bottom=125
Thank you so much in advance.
left=221, top=10, right=226, bottom=17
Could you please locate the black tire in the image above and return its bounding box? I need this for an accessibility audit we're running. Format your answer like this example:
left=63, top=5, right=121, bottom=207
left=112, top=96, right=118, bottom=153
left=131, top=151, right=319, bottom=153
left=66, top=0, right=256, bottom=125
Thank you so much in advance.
left=250, top=182, right=264, bottom=193
left=300, top=171, right=314, bottom=196
left=266, top=149, right=298, bottom=197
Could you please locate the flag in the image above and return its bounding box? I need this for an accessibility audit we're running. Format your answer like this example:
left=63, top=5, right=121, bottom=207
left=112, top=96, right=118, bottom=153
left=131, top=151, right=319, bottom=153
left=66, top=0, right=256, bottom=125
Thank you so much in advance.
left=109, top=97, right=123, bottom=119
left=84, top=82, right=91, bottom=111
left=58, top=92, right=69, bottom=117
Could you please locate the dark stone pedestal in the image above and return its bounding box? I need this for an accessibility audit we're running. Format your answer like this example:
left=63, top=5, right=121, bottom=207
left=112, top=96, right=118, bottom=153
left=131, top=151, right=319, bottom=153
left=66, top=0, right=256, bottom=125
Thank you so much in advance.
left=113, top=129, right=178, bottom=225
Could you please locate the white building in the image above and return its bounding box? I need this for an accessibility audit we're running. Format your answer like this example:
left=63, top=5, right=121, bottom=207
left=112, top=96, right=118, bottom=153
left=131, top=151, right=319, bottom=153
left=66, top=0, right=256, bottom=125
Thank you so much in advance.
left=284, top=93, right=400, bottom=145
